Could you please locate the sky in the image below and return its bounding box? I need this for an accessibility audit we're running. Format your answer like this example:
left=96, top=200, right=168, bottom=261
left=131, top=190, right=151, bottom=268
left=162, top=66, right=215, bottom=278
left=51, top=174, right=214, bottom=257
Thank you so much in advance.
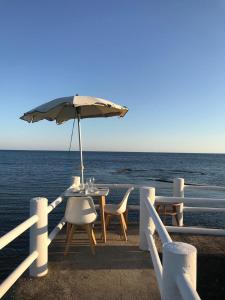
left=0, top=0, right=225, bottom=153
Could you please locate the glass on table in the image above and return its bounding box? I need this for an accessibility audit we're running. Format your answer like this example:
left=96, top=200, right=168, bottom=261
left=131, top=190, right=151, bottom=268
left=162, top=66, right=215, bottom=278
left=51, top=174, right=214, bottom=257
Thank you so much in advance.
left=86, top=177, right=92, bottom=193
left=84, top=180, right=90, bottom=195
left=91, top=177, right=97, bottom=192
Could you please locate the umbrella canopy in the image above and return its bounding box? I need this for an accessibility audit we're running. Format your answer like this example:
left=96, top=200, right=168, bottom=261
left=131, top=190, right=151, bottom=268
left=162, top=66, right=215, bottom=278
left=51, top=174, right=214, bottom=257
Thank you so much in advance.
left=20, top=95, right=128, bottom=124
left=20, top=95, right=128, bottom=185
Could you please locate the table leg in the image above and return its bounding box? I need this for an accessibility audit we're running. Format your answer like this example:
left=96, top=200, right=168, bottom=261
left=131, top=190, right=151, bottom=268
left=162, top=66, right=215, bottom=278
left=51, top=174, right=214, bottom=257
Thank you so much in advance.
left=99, top=195, right=106, bottom=243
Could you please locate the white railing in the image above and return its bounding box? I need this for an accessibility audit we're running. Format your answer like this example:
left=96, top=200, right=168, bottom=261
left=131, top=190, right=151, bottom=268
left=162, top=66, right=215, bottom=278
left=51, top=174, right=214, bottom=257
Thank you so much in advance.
left=185, top=184, right=225, bottom=191
left=0, top=189, right=68, bottom=298
left=139, top=187, right=201, bottom=300
left=156, top=178, right=225, bottom=235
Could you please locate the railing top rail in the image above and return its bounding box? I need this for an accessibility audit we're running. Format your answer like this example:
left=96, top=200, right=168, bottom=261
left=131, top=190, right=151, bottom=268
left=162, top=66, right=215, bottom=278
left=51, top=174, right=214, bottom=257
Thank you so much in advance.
left=145, top=196, right=172, bottom=244
left=47, top=195, right=64, bottom=214
left=48, top=217, right=65, bottom=246
left=0, top=214, right=38, bottom=250
left=99, top=182, right=225, bottom=191
left=184, top=206, right=225, bottom=213
left=185, top=184, right=225, bottom=191
left=0, top=250, right=38, bottom=299
left=156, top=195, right=225, bottom=205
left=145, top=228, right=163, bottom=294
left=176, top=273, right=201, bottom=300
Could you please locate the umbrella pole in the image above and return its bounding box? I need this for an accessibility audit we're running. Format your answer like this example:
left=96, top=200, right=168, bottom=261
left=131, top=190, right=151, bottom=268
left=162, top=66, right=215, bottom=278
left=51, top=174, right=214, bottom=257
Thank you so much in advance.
left=77, top=114, right=84, bottom=187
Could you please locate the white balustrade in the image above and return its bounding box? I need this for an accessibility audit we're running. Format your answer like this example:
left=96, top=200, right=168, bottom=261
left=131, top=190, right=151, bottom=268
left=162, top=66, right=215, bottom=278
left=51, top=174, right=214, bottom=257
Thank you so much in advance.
left=176, top=273, right=201, bottom=300
left=166, top=225, right=225, bottom=236
left=139, top=187, right=156, bottom=250
left=162, top=242, right=198, bottom=300
left=48, top=217, right=66, bottom=246
left=156, top=195, right=225, bottom=206
left=139, top=187, right=200, bottom=300
left=0, top=181, right=69, bottom=297
left=0, top=215, right=38, bottom=250
left=172, top=178, right=184, bottom=226
left=47, top=195, right=64, bottom=214
left=29, top=197, right=48, bottom=277
left=0, top=251, right=38, bottom=299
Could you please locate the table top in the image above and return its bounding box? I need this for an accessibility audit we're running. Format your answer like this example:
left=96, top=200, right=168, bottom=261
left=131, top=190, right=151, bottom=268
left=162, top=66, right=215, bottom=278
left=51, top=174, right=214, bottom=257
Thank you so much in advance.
left=64, top=187, right=109, bottom=197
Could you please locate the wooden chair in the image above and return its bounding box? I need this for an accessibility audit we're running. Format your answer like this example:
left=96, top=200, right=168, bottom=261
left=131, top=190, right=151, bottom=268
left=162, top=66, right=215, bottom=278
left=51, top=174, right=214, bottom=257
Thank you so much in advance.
left=155, top=202, right=182, bottom=226
left=64, top=196, right=97, bottom=255
left=104, top=187, right=134, bottom=241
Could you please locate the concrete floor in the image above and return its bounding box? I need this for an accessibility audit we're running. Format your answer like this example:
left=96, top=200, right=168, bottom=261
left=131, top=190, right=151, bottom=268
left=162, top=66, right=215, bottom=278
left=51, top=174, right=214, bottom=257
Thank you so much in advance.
left=6, top=224, right=160, bottom=300
left=5, top=224, right=225, bottom=300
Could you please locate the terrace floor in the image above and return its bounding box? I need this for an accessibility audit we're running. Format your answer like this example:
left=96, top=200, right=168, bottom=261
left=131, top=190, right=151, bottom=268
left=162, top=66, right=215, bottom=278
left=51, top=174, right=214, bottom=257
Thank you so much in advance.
left=5, top=224, right=225, bottom=300
left=6, top=224, right=160, bottom=300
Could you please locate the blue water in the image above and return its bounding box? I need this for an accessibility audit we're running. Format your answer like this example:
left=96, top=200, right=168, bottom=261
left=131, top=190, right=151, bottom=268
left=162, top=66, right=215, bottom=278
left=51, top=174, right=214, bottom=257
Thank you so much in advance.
left=1, top=150, right=225, bottom=232
left=0, top=150, right=225, bottom=267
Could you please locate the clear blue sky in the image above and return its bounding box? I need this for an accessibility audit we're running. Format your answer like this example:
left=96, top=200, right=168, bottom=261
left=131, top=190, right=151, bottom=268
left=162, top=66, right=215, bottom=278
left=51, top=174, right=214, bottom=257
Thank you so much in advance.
left=0, top=0, right=225, bottom=153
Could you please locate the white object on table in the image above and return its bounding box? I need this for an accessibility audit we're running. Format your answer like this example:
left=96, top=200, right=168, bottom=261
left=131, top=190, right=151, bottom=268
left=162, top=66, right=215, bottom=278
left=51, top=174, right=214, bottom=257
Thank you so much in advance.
left=64, top=187, right=109, bottom=197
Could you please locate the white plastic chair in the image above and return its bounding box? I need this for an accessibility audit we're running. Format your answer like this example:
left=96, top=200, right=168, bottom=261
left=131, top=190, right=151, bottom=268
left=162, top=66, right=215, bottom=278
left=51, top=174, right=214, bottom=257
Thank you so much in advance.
left=64, top=196, right=97, bottom=255
left=104, top=187, right=134, bottom=241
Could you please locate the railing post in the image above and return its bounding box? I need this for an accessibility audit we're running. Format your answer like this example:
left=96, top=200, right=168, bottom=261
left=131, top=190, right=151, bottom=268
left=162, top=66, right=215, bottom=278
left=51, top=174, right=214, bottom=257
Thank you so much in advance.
left=139, top=187, right=155, bottom=250
left=71, top=176, right=80, bottom=187
left=173, top=178, right=184, bottom=226
left=29, top=197, right=48, bottom=277
left=173, top=178, right=184, bottom=197
left=162, top=242, right=197, bottom=300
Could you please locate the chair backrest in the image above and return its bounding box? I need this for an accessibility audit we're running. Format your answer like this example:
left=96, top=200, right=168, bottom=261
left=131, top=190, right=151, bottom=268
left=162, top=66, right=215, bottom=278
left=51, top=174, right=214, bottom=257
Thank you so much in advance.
left=117, top=187, right=134, bottom=214
left=64, top=196, right=97, bottom=225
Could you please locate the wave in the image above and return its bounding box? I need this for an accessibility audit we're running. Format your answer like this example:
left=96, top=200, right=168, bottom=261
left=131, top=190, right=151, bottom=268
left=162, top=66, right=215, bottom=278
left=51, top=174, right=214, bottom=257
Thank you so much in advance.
left=113, top=168, right=205, bottom=175
left=147, top=177, right=173, bottom=183
left=113, top=168, right=148, bottom=174
left=147, top=177, right=205, bottom=186
left=153, top=168, right=206, bottom=175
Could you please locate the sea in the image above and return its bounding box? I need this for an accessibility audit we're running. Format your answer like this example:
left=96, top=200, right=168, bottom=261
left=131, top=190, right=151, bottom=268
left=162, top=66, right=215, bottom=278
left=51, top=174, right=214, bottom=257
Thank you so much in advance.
left=0, top=150, right=225, bottom=277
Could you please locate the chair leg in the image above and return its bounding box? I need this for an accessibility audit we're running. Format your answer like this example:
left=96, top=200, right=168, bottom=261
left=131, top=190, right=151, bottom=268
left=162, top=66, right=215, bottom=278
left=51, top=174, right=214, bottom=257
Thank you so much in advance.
left=66, top=223, right=72, bottom=242
left=86, top=224, right=96, bottom=255
left=123, top=213, right=127, bottom=231
left=64, top=224, right=74, bottom=256
left=156, top=204, right=160, bottom=214
left=119, top=214, right=127, bottom=241
left=100, top=214, right=110, bottom=240
left=163, top=205, right=166, bottom=225
left=91, top=226, right=97, bottom=245
left=124, top=209, right=128, bottom=227
left=105, top=214, right=111, bottom=230
left=121, top=213, right=128, bottom=233
left=173, top=205, right=181, bottom=226
left=175, top=214, right=179, bottom=226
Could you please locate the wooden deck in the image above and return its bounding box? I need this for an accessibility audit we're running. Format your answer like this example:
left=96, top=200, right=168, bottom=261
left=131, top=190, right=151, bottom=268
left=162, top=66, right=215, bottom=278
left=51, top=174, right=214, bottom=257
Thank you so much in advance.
left=5, top=224, right=225, bottom=300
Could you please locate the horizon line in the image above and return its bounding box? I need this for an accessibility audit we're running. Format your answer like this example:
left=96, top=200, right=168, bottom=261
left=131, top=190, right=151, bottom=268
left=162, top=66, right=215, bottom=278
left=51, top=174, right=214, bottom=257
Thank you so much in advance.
left=0, top=148, right=225, bottom=155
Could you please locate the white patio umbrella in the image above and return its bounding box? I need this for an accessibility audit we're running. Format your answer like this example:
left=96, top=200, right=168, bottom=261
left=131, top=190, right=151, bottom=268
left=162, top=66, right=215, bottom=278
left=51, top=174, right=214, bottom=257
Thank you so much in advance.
left=20, top=95, right=128, bottom=185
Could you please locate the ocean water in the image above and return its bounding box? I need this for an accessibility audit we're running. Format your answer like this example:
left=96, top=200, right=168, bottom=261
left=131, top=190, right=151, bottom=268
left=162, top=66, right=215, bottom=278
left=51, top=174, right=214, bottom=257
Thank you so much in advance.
left=1, top=150, right=225, bottom=232
left=0, top=150, right=225, bottom=269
